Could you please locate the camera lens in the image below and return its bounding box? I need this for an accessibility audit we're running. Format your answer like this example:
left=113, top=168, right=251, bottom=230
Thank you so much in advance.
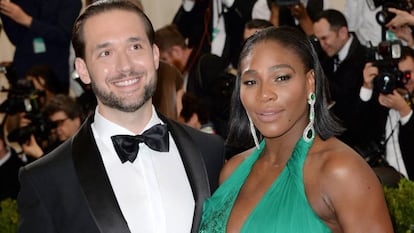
left=374, top=72, right=397, bottom=94
left=376, top=9, right=396, bottom=26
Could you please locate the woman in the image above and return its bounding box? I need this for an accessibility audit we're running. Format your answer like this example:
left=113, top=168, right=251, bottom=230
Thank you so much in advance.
left=199, top=26, right=393, bottom=233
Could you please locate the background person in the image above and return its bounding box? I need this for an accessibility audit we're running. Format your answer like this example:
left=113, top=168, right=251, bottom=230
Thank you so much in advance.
left=357, top=46, right=414, bottom=181
left=313, top=9, right=370, bottom=149
left=0, top=0, right=82, bottom=94
left=20, top=94, right=85, bottom=159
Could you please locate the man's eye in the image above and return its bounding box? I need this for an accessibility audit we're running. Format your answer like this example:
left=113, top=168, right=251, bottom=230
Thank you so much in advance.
left=132, top=44, right=143, bottom=50
left=243, top=80, right=256, bottom=85
left=99, top=51, right=110, bottom=57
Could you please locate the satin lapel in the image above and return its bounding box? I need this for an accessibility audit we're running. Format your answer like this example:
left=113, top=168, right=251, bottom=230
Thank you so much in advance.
left=72, top=116, right=130, bottom=233
left=163, top=117, right=210, bottom=233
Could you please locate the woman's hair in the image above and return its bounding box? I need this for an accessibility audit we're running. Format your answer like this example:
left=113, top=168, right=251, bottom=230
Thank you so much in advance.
left=152, top=61, right=184, bottom=120
left=226, top=26, right=343, bottom=150
left=72, top=0, right=154, bottom=59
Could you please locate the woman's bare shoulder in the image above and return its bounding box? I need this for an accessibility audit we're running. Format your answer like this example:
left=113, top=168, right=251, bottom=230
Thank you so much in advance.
left=307, top=136, right=384, bottom=208
left=305, top=138, right=393, bottom=232
left=219, top=148, right=255, bottom=185
left=308, top=137, right=371, bottom=177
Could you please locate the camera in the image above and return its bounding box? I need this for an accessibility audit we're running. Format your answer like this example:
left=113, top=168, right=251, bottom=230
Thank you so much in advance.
left=0, top=79, right=54, bottom=144
left=273, top=0, right=300, bottom=6
left=367, top=40, right=411, bottom=94
left=366, top=0, right=414, bottom=26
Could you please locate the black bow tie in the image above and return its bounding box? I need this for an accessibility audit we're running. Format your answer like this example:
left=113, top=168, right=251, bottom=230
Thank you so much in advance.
left=111, top=124, right=169, bottom=163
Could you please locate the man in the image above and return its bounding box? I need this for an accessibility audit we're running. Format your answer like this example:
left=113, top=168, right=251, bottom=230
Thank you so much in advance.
left=17, top=1, right=225, bottom=233
left=155, top=24, right=234, bottom=139
left=0, top=0, right=82, bottom=94
left=313, top=9, right=370, bottom=149
left=358, top=46, right=414, bottom=181
left=21, top=94, right=84, bottom=159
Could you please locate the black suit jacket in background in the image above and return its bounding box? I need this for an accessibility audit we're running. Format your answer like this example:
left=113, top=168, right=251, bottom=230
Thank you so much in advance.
left=0, top=148, right=24, bottom=201
left=17, top=114, right=225, bottom=233
left=320, top=34, right=370, bottom=148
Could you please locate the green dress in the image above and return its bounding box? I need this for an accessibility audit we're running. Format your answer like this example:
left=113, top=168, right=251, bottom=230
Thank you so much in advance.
left=199, top=137, right=332, bottom=233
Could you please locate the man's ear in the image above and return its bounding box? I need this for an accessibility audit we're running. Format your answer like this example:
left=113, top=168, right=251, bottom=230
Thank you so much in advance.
left=338, top=26, right=348, bottom=40
left=75, top=58, right=91, bottom=84
left=153, top=44, right=160, bottom=70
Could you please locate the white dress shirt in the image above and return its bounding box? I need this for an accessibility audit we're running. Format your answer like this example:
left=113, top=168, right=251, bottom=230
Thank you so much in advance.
left=91, top=106, right=194, bottom=233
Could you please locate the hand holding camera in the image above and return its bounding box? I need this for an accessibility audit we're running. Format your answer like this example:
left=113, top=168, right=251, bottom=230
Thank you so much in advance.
left=385, top=7, right=414, bottom=28
left=363, top=62, right=380, bottom=89
left=378, top=89, right=412, bottom=116
left=366, top=41, right=411, bottom=94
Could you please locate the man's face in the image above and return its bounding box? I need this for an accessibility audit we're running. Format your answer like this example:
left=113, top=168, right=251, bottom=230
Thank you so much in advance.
left=49, top=111, right=80, bottom=142
left=75, top=9, right=159, bottom=113
left=313, top=19, right=347, bottom=57
left=398, top=56, right=414, bottom=92
left=159, top=47, right=186, bottom=73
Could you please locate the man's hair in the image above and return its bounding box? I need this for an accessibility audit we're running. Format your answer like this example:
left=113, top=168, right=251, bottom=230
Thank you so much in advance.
left=400, top=46, right=414, bottom=61
left=154, top=24, right=187, bottom=52
left=245, top=19, right=273, bottom=31
left=72, top=0, right=154, bottom=59
left=43, top=94, right=84, bottom=121
left=314, top=9, right=348, bottom=32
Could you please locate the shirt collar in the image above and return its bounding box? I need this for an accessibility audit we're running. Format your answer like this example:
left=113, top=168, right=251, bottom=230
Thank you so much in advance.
left=337, top=34, right=353, bottom=62
left=0, top=149, right=12, bottom=167
left=93, top=105, right=163, bottom=139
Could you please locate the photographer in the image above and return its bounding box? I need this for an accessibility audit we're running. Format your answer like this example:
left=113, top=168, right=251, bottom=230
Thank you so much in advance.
left=381, top=4, right=414, bottom=48
left=358, top=45, right=414, bottom=180
left=20, top=94, right=84, bottom=160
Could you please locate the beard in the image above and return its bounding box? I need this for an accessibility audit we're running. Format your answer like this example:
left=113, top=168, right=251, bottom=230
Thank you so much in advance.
left=91, top=73, right=157, bottom=113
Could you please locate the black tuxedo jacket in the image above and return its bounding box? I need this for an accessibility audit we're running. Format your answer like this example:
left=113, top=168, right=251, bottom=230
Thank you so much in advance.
left=17, top=115, right=225, bottom=233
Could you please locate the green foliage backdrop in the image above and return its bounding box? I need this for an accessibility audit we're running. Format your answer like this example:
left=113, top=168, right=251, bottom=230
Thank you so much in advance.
left=384, top=178, right=414, bottom=233
left=0, top=199, right=18, bottom=233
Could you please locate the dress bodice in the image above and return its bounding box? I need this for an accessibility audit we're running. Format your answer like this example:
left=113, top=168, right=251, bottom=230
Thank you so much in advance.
left=199, top=137, right=332, bottom=233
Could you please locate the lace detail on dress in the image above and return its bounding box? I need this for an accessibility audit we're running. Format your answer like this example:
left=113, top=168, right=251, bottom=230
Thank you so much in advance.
left=198, top=192, right=235, bottom=233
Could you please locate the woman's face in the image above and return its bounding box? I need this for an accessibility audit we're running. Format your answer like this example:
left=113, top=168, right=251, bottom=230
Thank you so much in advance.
left=239, top=40, right=314, bottom=139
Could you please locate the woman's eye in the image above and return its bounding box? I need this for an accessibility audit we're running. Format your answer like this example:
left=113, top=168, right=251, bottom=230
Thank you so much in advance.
left=275, top=75, right=291, bottom=81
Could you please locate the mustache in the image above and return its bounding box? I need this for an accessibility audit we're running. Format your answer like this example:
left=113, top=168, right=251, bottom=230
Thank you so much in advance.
left=109, top=70, right=146, bottom=81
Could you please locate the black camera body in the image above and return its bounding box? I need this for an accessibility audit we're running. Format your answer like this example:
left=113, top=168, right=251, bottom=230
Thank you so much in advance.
left=273, top=0, right=300, bottom=6
left=368, top=40, right=411, bottom=94
left=366, top=0, right=414, bottom=26
left=0, top=79, right=53, bottom=144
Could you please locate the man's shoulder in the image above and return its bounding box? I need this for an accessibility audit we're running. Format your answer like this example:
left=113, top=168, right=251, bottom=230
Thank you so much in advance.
left=22, top=139, right=73, bottom=176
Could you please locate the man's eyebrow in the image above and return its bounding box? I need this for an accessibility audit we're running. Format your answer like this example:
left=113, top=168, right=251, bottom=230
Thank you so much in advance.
left=94, top=37, right=146, bottom=50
